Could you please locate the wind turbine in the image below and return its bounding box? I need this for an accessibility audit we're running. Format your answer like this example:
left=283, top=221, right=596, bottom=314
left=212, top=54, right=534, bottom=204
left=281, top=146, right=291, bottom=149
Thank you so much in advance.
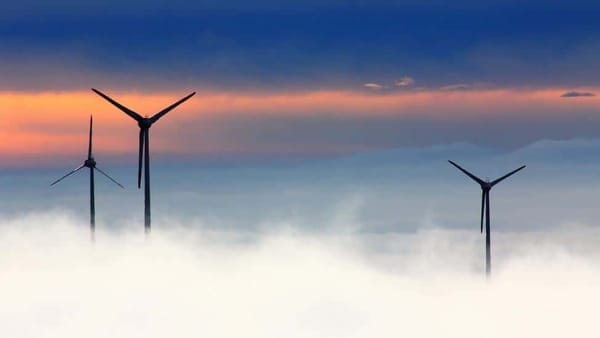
left=92, top=88, right=196, bottom=233
left=448, top=160, right=526, bottom=277
left=51, top=115, right=124, bottom=240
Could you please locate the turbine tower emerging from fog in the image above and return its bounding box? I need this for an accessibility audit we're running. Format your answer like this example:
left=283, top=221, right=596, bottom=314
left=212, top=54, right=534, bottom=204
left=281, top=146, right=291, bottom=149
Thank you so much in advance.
left=92, top=88, right=196, bottom=234
left=51, top=116, right=124, bottom=240
left=448, top=160, right=526, bottom=277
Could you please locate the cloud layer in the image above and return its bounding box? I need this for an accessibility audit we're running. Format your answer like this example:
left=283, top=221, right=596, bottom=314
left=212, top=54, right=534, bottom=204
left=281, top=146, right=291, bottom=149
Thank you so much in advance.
left=561, top=91, right=596, bottom=97
left=2, top=137, right=600, bottom=338
left=0, top=215, right=599, bottom=338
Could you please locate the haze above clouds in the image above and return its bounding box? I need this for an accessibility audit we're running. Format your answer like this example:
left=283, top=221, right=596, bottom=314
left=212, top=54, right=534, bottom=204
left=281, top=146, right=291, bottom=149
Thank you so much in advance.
left=2, top=138, right=599, bottom=234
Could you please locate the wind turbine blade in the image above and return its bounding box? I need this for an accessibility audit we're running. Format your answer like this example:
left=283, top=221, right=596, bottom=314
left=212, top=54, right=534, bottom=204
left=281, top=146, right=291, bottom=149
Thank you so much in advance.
left=149, top=92, right=196, bottom=124
left=448, top=160, right=484, bottom=185
left=138, top=128, right=144, bottom=189
left=92, top=88, right=143, bottom=121
left=490, top=165, right=526, bottom=187
left=50, top=165, right=85, bottom=186
left=480, top=190, right=485, bottom=233
left=95, top=167, right=125, bottom=188
left=88, top=115, right=93, bottom=159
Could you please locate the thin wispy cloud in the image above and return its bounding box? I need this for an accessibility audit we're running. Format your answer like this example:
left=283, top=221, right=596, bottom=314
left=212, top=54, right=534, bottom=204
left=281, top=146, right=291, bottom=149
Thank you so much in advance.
left=560, top=91, right=596, bottom=98
left=364, top=77, right=414, bottom=91
left=440, top=84, right=471, bottom=91
left=363, top=83, right=384, bottom=90
left=394, top=76, right=415, bottom=87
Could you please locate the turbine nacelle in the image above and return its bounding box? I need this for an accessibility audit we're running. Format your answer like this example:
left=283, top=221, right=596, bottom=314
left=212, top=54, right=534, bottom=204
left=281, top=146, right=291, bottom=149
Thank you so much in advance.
left=138, top=118, right=153, bottom=129
left=84, top=158, right=97, bottom=168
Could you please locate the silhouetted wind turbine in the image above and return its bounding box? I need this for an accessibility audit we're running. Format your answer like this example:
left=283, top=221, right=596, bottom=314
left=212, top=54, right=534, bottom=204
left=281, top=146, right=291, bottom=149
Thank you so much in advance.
left=92, top=88, right=196, bottom=233
left=448, top=160, right=526, bottom=277
left=51, top=116, right=124, bottom=240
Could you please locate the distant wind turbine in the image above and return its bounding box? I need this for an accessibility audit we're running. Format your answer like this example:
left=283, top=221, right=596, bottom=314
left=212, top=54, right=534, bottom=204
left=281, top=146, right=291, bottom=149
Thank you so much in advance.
left=51, top=116, right=124, bottom=240
left=92, top=88, right=195, bottom=233
left=448, top=160, right=526, bottom=277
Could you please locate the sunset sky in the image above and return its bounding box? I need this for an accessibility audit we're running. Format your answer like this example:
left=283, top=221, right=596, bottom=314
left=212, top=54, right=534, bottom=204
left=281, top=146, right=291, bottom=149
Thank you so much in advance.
left=3, top=0, right=600, bottom=166
left=4, top=3, right=600, bottom=336
left=0, top=0, right=599, bottom=232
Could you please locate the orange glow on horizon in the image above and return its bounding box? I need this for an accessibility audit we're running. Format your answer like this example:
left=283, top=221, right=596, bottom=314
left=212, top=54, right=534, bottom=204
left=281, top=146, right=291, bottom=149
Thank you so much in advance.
left=0, top=87, right=598, bottom=164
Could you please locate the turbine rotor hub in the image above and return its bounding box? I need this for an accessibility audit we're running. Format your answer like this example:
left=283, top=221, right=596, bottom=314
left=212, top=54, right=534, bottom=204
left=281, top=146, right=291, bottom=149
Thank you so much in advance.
left=84, top=159, right=96, bottom=168
left=138, top=118, right=152, bottom=129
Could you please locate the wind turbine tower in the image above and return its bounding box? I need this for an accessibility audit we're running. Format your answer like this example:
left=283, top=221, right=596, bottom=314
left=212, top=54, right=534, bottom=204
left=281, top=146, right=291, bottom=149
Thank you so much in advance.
left=448, top=160, right=525, bottom=276
left=92, top=89, right=195, bottom=233
left=51, top=116, right=124, bottom=240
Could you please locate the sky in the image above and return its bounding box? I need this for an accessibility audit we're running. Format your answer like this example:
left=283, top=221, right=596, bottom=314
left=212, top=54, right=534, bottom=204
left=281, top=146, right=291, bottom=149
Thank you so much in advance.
left=1, top=0, right=600, bottom=260
left=3, top=2, right=600, bottom=336
left=3, top=0, right=600, bottom=164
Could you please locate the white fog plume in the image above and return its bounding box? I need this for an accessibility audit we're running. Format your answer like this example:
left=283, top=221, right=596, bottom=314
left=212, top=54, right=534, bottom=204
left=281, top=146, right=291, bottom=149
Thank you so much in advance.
left=1, top=214, right=599, bottom=338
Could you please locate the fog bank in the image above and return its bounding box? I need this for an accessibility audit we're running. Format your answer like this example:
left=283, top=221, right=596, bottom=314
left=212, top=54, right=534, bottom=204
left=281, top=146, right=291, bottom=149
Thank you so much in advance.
left=0, top=214, right=598, bottom=338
